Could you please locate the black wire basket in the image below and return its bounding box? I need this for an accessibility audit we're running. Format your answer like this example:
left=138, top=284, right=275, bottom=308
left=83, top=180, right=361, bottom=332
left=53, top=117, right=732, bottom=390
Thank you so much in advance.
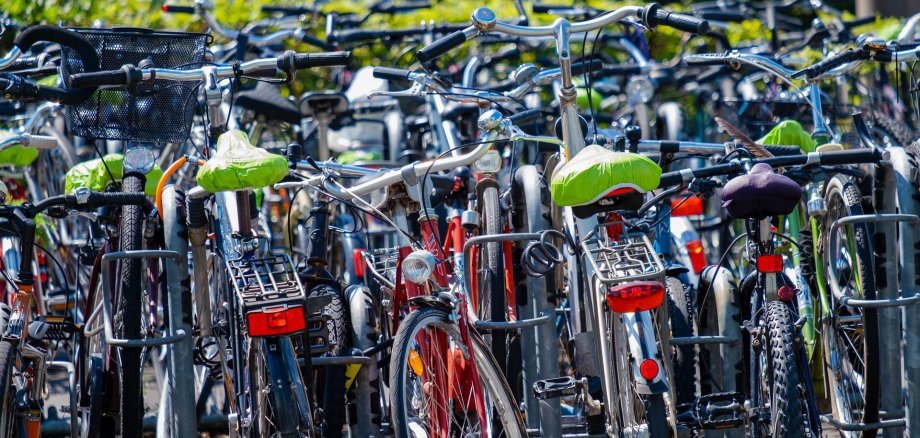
left=60, top=28, right=211, bottom=144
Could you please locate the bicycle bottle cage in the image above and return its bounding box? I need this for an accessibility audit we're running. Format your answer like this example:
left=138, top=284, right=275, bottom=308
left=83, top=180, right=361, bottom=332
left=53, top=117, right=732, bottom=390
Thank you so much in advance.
left=226, top=253, right=309, bottom=337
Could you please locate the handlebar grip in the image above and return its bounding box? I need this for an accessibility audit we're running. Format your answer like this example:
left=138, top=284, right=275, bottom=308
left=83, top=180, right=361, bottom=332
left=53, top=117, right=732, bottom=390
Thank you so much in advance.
left=416, top=29, right=469, bottom=63
left=818, top=148, right=882, bottom=165
left=11, top=26, right=101, bottom=104
left=373, top=67, right=413, bottom=82
left=379, top=1, right=431, bottom=14
left=161, top=4, right=197, bottom=14
left=600, top=64, right=643, bottom=76
left=645, top=4, right=710, bottom=35
left=507, top=108, right=543, bottom=126
left=68, top=69, right=131, bottom=88
left=697, top=10, right=747, bottom=22
left=570, top=59, right=605, bottom=76
left=280, top=51, right=352, bottom=70
left=684, top=53, right=731, bottom=66
left=330, top=29, right=378, bottom=44
left=844, top=16, right=876, bottom=29
left=26, top=135, right=58, bottom=150
left=532, top=3, right=566, bottom=13
left=300, top=33, right=332, bottom=51
left=794, top=49, right=866, bottom=79
left=763, top=145, right=802, bottom=156
left=261, top=5, right=312, bottom=15
left=658, top=171, right=684, bottom=188
left=83, top=192, right=148, bottom=209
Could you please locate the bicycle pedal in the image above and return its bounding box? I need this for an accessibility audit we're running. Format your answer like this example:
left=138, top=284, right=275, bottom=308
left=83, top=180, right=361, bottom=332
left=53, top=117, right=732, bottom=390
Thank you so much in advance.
left=696, top=392, right=744, bottom=429
left=533, top=376, right=580, bottom=400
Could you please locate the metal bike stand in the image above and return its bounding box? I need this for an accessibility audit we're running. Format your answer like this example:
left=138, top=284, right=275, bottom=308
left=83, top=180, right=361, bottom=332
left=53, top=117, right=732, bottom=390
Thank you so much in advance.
left=463, top=232, right=559, bottom=436
left=826, top=212, right=920, bottom=434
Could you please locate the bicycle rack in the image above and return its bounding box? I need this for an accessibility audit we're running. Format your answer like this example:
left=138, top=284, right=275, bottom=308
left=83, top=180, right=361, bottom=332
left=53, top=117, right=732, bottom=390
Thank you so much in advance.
left=820, top=415, right=906, bottom=432
left=98, top=250, right=188, bottom=347
left=827, top=214, right=920, bottom=308
left=461, top=233, right=558, bottom=330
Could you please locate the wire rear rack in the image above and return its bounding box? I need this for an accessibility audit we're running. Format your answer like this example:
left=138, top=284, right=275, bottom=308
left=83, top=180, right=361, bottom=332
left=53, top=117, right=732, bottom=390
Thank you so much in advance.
left=226, top=253, right=306, bottom=311
left=582, top=222, right=665, bottom=285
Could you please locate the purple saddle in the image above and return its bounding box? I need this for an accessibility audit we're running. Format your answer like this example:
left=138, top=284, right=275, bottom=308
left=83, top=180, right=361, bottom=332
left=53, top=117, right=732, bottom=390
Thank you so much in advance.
left=721, top=163, right=802, bottom=219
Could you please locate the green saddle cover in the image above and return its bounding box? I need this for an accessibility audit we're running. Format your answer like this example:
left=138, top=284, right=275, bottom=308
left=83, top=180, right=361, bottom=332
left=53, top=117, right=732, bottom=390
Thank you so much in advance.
left=0, top=131, right=39, bottom=167
left=551, top=145, right=662, bottom=207
left=197, top=130, right=288, bottom=193
left=758, top=120, right=816, bottom=153
left=64, top=153, right=162, bottom=196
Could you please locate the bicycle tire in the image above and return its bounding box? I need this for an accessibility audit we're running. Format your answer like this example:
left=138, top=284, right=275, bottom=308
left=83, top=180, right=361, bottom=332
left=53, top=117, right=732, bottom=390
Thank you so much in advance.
left=763, top=301, right=806, bottom=437
left=0, top=340, right=17, bottom=436
left=822, top=175, right=880, bottom=436
left=389, top=306, right=526, bottom=438
left=312, top=284, right=349, bottom=438
left=480, top=184, right=507, bottom=370
left=645, top=393, right=670, bottom=438
left=665, top=276, right=699, bottom=405
left=117, top=173, right=145, bottom=438
left=264, top=338, right=303, bottom=438
left=346, top=285, right=381, bottom=437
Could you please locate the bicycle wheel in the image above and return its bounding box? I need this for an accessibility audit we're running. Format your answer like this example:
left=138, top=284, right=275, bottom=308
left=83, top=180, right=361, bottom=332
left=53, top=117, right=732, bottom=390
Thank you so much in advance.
left=346, top=285, right=382, bottom=437
left=389, top=307, right=526, bottom=438
left=479, top=184, right=508, bottom=368
left=761, top=301, right=806, bottom=437
left=0, top=340, right=18, bottom=436
left=665, top=276, right=698, bottom=405
left=822, top=175, right=880, bottom=435
left=311, top=284, right=349, bottom=438
left=117, top=173, right=146, bottom=438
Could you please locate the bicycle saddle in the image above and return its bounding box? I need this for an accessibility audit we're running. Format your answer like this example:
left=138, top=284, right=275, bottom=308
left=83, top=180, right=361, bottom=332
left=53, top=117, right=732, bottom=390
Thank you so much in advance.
left=197, top=130, right=289, bottom=193
left=721, top=163, right=802, bottom=219
left=299, top=91, right=349, bottom=118
left=551, top=144, right=661, bottom=213
left=235, top=82, right=301, bottom=124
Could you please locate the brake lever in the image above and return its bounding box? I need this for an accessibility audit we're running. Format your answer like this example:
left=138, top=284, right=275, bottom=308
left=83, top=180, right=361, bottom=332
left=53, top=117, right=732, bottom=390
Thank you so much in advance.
left=368, top=81, right=426, bottom=99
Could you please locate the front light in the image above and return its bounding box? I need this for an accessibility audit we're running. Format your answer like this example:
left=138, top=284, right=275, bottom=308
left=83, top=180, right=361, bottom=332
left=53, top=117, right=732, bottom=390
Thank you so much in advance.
left=123, top=144, right=158, bottom=174
left=402, top=250, right=437, bottom=285
left=474, top=150, right=502, bottom=173
left=626, top=76, right=654, bottom=105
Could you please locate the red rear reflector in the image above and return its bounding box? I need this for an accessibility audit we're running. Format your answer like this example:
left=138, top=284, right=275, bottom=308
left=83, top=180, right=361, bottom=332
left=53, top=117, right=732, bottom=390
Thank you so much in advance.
left=778, top=285, right=796, bottom=301
left=606, top=281, right=665, bottom=313
left=352, top=249, right=365, bottom=279
left=671, top=195, right=704, bottom=216
left=757, top=254, right=784, bottom=273
left=248, top=306, right=306, bottom=337
left=604, top=212, right=624, bottom=241
left=639, top=358, right=659, bottom=381
left=686, top=240, right=706, bottom=274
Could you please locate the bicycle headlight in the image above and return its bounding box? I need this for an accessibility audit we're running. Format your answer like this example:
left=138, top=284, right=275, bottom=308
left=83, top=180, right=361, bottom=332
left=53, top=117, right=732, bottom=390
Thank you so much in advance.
left=626, top=76, right=654, bottom=104
left=402, top=250, right=437, bottom=285
left=474, top=150, right=502, bottom=173
left=123, top=144, right=158, bottom=174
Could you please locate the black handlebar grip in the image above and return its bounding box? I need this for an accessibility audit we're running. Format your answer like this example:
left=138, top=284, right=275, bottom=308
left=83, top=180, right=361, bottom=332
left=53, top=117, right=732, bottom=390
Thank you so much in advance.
left=84, top=192, right=148, bottom=209
left=570, top=59, right=605, bottom=76
left=161, top=4, right=197, bottom=14
left=645, top=4, right=710, bottom=35
left=372, top=67, right=413, bottom=82
left=68, top=69, right=131, bottom=89
left=657, top=171, right=684, bottom=188
left=416, top=29, right=469, bottom=63
left=507, top=108, right=543, bottom=126
left=600, top=64, right=643, bottom=76
left=818, top=148, right=882, bottom=165
left=762, top=145, right=803, bottom=156
left=330, top=29, right=382, bottom=44
left=282, top=51, right=352, bottom=70
left=300, top=33, right=332, bottom=51
left=795, top=49, right=866, bottom=79
left=684, top=53, right=731, bottom=66
left=11, top=26, right=101, bottom=104
left=261, top=5, right=312, bottom=15
left=532, top=3, right=566, bottom=13
left=844, top=16, right=876, bottom=29
left=697, top=10, right=747, bottom=22
left=379, top=1, right=431, bottom=14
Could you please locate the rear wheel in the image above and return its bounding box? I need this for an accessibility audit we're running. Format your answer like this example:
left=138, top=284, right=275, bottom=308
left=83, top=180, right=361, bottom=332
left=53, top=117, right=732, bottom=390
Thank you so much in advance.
left=762, top=301, right=806, bottom=437
left=0, top=340, right=19, bottom=436
left=117, top=174, right=146, bottom=438
left=666, top=276, right=698, bottom=406
left=479, top=184, right=508, bottom=372
left=311, top=285, right=349, bottom=438
left=389, top=307, right=526, bottom=438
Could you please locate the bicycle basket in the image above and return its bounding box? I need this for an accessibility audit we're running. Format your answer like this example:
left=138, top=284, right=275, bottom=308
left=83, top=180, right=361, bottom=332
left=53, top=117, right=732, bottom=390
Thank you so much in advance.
left=715, top=99, right=857, bottom=145
left=60, top=28, right=211, bottom=143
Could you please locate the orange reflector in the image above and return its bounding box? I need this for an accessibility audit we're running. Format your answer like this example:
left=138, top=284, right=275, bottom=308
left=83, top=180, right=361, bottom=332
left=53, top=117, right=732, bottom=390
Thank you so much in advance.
left=352, top=249, right=365, bottom=279
left=686, top=240, right=706, bottom=274
left=247, top=306, right=306, bottom=337
left=757, top=254, right=784, bottom=273
left=606, top=281, right=665, bottom=313
left=408, top=349, right=424, bottom=377
left=639, top=358, right=660, bottom=381
left=671, top=195, right=704, bottom=216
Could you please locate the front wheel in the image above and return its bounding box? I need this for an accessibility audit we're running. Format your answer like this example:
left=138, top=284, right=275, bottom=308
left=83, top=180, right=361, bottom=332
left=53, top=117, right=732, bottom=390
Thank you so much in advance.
left=117, top=173, right=146, bottom=438
left=389, top=306, right=526, bottom=438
